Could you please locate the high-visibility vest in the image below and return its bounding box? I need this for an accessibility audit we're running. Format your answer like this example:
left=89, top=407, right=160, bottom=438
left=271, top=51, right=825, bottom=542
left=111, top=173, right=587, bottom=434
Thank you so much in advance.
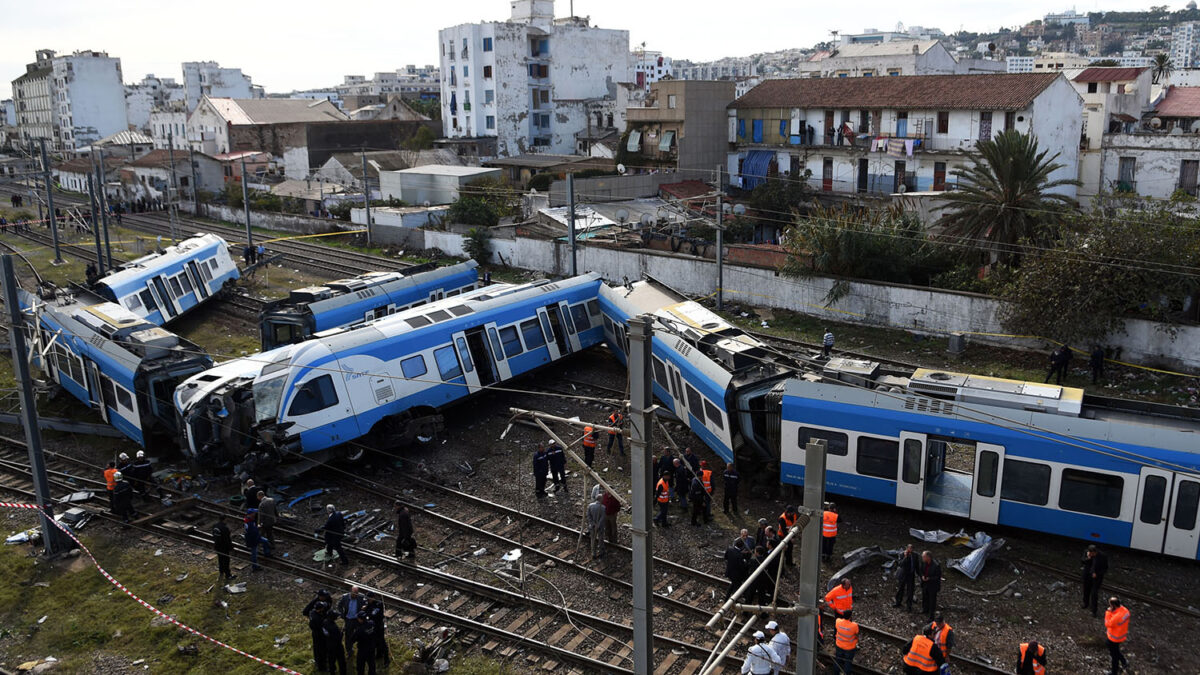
left=701, top=469, right=712, bottom=494
left=1019, top=642, right=1045, bottom=675
left=930, top=621, right=952, bottom=656
left=582, top=427, right=597, bottom=449
left=779, top=510, right=797, bottom=532
left=824, top=585, right=853, bottom=612
left=903, top=635, right=938, bottom=672
left=1105, top=605, right=1130, bottom=643
left=822, top=511, right=838, bottom=538
left=104, top=467, right=117, bottom=491
left=835, top=619, right=859, bottom=650
left=607, top=412, right=623, bottom=435
left=655, top=479, right=670, bottom=503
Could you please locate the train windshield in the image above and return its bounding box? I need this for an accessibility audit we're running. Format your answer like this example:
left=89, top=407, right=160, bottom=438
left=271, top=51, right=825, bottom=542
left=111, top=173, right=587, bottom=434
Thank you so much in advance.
left=253, top=374, right=287, bottom=423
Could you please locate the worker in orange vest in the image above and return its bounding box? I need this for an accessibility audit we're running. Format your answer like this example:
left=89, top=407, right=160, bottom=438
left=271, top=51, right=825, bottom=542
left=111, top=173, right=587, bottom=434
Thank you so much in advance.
left=653, top=471, right=671, bottom=527
left=1017, top=640, right=1046, bottom=675
left=822, top=502, right=839, bottom=564
left=103, top=461, right=118, bottom=512
left=1104, top=597, right=1130, bottom=674
left=834, top=609, right=860, bottom=674
left=823, top=577, right=853, bottom=619
left=778, top=505, right=799, bottom=567
left=699, top=460, right=713, bottom=523
left=901, top=625, right=945, bottom=674
left=605, top=409, right=625, bottom=458
left=581, top=426, right=598, bottom=467
left=930, top=612, right=954, bottom=663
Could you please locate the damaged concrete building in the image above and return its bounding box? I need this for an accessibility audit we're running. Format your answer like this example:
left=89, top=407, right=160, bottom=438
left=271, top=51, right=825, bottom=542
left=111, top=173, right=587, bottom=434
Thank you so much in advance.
left=438, top=0, right=633, bottom=158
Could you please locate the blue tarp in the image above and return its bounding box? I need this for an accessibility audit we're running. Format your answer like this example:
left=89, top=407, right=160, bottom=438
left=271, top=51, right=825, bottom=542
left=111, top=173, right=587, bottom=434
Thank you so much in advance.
left=737, top=119, right=746, bottom=139
left=752, top=119, right=764, bottom=143
left=779, top=120, right=788, bottom=138
left=741, top=150, right=773, bottom=190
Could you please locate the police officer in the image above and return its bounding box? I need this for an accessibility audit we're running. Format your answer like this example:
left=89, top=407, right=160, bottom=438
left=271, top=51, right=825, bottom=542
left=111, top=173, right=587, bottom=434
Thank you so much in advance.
left=740, top=630, right=779, bottom=674
left=323, top=607, right=348, bottom=675
left=722, top=462, right=740, bottom=515
left=302, top=592, right=331, bottom=672
left=352, top=613, right=378, bottom=675
left=129, top=450, right=154, bottom=500
left=546, top=440, right=567, bottom=493
left=532, top=446, right=550, bottom=501
left=212, top=514, right=235, bottom=580
left=366, top=592, right=389, bottom=667
left=112, top=471, right=135, bottom=524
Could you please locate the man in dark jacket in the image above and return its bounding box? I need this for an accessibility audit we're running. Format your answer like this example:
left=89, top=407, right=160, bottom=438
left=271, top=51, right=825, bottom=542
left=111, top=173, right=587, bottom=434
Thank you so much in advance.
left=323, top=505, right=349, bottom=566
left=323, top=608, right=347, bottom=675
left=366, top=592, right=389, bottom=667
left=307, top=600, right=330, bottom=673
left=256, top=491, right=278, bottom=555
left=1082, top=544, right=1109, bottom=616
left=338, top=586, right=365, bottom=659
left=352, top=613, right=377, bottom=675
left=893, top=543, right=917, bottom=611
left=128, top=451, right=154, bottom=499
left=394, top=502, right=415, bottom=560
left=688, top=475, right=706, bottom=526
left=724, top=543, right=749, bottom=601
left=243, top=478, right=261, bottom=510
left=546, top=441, right=567, bottom=493
left=683, top=447, right=701, bottom=475
left=112, top=472, right=135, bottom=524
left=674, top=459, right=690, bottom=510
left=532, top=447, right=549, bottom=501
left=919, top=551, right=942, bottom=621
left=1090, top=345, right=1106, bottom=384
left=212, top=515, right=235, bottom=580
left=722, top=462, right=740, bottom=515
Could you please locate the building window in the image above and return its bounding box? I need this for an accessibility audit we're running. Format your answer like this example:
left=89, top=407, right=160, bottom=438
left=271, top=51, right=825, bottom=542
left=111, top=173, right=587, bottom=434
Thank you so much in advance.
left=978, top=111, right=993, bottom=140
left=1117, top=156, right=1137, bottom=191
left=486, top=115, right=495, bottom=129
left=1087, top=82, right=1098, bottom=93
left=667, top=94, right=677, bottom=109
left=936, top=111, right=949, bottom=134
left=887, top=69, right=902, bottom=76
left=484, top=89, right=494, bottom=104
left=483, top=37, right=493, bottom=52
left=483, top=65, right=492, bottom=78
left=463, top=65, right=469, bottom=77
left=1004, top=111, right=1016, bottom=131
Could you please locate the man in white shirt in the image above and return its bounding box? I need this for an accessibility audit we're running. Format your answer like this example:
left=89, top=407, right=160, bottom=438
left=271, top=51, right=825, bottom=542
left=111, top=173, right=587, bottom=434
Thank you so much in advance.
left=766, top=620, right=791, bottom=675
left=741, top=630, right=780, bottom=675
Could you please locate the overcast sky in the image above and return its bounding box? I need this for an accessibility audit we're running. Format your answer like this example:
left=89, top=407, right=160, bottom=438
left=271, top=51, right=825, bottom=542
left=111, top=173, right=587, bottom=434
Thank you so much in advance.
left=0, top=0, right=1168, bottom=99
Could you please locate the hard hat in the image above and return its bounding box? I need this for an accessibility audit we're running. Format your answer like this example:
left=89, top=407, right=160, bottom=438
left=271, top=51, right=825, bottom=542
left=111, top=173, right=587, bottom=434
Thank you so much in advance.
left=136, top=450, right=145, bottom=459
left=113, top=471, right=123, bottom=480
left=118, top=452, right=129, bottom=461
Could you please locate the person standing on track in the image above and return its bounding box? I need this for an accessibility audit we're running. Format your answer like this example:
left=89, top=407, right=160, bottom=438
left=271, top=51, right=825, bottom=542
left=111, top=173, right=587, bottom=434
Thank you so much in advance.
left=103, top=461, right=118, bottom=512
left=930, top=612, right=954, bottom=663
left=919, top=551, right=941, bottom=622
left=546, top=440, right=567, bottom=494
left=723, top=462, right=740, bottom=515
left=587, top=493, right=607, bottom=559
left=893, top=544, right=917, bottom=612
left=1105, top=596, right=1131, bottom=674
left=212, top=514, right=235, bottom=581
left=700, top=460, right=714, bottom=523
left=654, top=471, right=671, bottom=527
left=532, top=446, right=549, bottom=501
left=740, top=630, right=780, bottom=675
left=323, top=606, right=348, bottom=675
left=900, top=625, right=944, bottom=674
left=778, top=505, right=799, bottom=567
left=112, top=471, right=135, bottom=524
left=605, top=409, right=626, bottom=458
left=602, top=487, right=620, bottom=546
left=366, top=592, right=389, bottom=668
left=581, top=426, right=598, bottom=467
left=1017, top=640, right=1046, bottom=675
left=834, top=610, right=860, bottom=674
left=339, top=586, right=365, bottom=660
left=256, top=490, right=277, bottom=555
left=765, top=620, right=790, bottom=675
left=823, top=329, right=835, bottom=357
left=674, top=458, right=690, bottom=511
left=243, top=509, right=265, bottom=571
left=394, top=502, right=416, bottom=561
left=243, top=478, right=261, bottom=510
left=1082, top=544, right=1108, bottom=616
left=352, top=612, right=378, bottom=675
left=323, top=504, right=350, bottom=566
left=823, top=577, right=854, bottom=619
left=821, top=502, right=839, bottom=564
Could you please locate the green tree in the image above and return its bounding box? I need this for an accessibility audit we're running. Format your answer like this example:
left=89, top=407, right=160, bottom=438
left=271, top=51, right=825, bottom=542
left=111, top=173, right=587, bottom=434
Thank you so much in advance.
left=406, top=98, right=442, bottom=120
left=402, top=126, right=436, bottom=151
left=749, top=174, right=812, bottom=218
left=934, top=129, right=1080, bottom=264
left=1152, top=53, right=1174, bottom=84
left=463, top=227, right=492, bottom=265
left=999, top=197, right=1200, bottom=343
left=222, top=181, right=243, bottom=209
left=447, top=197, right=498, bottom=227
left=463, top=177, right=520, bottom=219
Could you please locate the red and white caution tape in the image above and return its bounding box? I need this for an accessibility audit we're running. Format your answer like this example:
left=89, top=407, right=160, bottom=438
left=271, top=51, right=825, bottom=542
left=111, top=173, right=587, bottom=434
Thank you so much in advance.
left=1, top=501, right=303, bottom=675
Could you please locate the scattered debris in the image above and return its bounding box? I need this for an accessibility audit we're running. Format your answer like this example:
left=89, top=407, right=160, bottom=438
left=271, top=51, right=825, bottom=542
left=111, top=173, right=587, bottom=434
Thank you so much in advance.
left=157, top=594, right=174, bottom=605
left=37, top=615, right=48, bottom=624
left=224, top=582, right=248, bottom=594
left=154, top=549, right=163, bottom=557
left=177, top=643, right=199, bottom=656
left=947, top=536, right=1006, bottom=579
left=956, top=580, right=1017, bottom=597
left=274, top=635, right=290, bottom=648
left=286, top=488, right=324, bottom=510
left=174, top=573, right=188, bottom=583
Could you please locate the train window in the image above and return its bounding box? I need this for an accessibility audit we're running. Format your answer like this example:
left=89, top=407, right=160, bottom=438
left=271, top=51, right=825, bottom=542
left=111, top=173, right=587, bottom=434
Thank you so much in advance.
left=856, top=437, right=899, bottom=479
left=1174, top=481, right=1200, bottom=531
left=448, top=305, right=472, bottom=317
left=587, top=300, right=600, bottom=317
left=208, top=259, right=219, bottom=272
left=400, top=355, right=427, bottom=379
left=571, top=304, right=590, bottom=332
left=426, top=310, right=451, bottom=322
left=271, top=324, right=297, bottom=347
left=168, top=276, right=183, bottom=298
left=139, top=290, right=157, bottom=312
left=405, top=316, right=432, bottom=329
left=977, top=451, right=999, bottom=498
left=1059, top=469, right=1123, bottom=518
left=100, top=377, right=117, bottom=410
left=1139, top=475, right=1168, bottom=524
left=500, top=326, right=523, bottom=357
left=902, top=439, right=922, bottom=484
left=447, top=289, right=459, bottom=297
left=603, top=315, right=614, bottom=336
left=797, top=428, right=848, bottom=456
left=651, top=357, right=668, bottom=389
left=684, top=383, right=705, bottom=421
left=177, top=273, right=193, bottom=295
left=288, top=375, right=339, bottom=416
left=199, top=263, right=212, bottom=283
left=456, top=337, right=474, bottom=372
left=704, top=399, right=725, bottom=430
left=433, top=345, right=462, bottom=381
left=116, top=386, right=133, bottom=412
left=487, top=328, right=505, bottom=361
left=520, top=319, right=545, bottom=349
left=1000, top=459, right=1050, bottom=506
left=125, top=294, right=143, bottom=311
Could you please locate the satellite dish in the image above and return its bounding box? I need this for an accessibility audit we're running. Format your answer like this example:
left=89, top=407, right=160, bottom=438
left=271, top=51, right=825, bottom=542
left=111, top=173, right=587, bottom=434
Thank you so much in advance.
left=1150, top=117, right=1163, bottom=129
left=639, top=213, right=654, bottom=227
left=987, top=43, right=996, bottom=52
left=732, top=204, right=747, bottom=216
left=615, top=208, right=630, bottom=223
left=617, top=163, right=627, bottom=175
left=423, top=200, right=431, bottom=207
left=722, top=203, right=732, bottom=214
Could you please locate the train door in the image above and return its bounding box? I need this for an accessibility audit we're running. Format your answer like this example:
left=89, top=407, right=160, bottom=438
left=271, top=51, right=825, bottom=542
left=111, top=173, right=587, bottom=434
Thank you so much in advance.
left=536, top=307, right=564, bottom=360
left=970, top=443, right=1005, bottom=525
left=187, top=261, right=210, bottom=300
left=1131, top=467, right=1174, bottom=552
left=896, top=432, right=926, bottom=511
left=462, top=327, right=498, bottom=388
left=485, top=323, right=513, bottom=381
left=85, top=361, right=109, bottom=423
left=452, top=331, right=482, bottom=393
left=556, top=301, right=582, bottom=352
left=149, top=276, right=178, bottom=320
left=1165, top=476, right=1200, bottom=558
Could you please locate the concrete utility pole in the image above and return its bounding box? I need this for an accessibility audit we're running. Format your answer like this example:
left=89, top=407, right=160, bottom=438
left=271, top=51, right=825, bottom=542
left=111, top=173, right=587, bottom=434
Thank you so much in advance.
left=86, top=174, right=105, bottom=276
left=38, top=139, right=63, bottom=264
left=1, top=255, right=73, bottom=555
left=240, top=158, right=253, bottom=249
left=628, top=314, right=654, bottom=675
left=716, top=192, right=724, bottom=311
left=189, top=149, right=202, bottom=217
left=796, top=439, right=829, bottom=675
left=567, top=172, right=577, bottom=276
left=361, top=149, right=373, bottom=246
left=167, top=132, right=180, bottom=242
left=95, top=150, right=113, bottom=269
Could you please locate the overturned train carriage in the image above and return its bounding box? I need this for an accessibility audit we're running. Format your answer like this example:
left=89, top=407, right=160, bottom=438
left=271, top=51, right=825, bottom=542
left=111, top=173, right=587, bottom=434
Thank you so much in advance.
left=175, top=273, right=605, bottom=470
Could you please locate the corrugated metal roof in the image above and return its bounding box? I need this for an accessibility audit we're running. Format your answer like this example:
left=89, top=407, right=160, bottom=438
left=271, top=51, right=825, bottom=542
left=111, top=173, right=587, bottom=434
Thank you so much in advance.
left=730, top=73, right=1063, bottom=111
left=203, top=97, right=349, bottom=125
left=1072, top=67, right=1148, bottom=82
left=95, top=130, right=153, bottom=147
left=1155, top=86, right=1200, bottom=118
left=831, top=40, right=941, bottom=58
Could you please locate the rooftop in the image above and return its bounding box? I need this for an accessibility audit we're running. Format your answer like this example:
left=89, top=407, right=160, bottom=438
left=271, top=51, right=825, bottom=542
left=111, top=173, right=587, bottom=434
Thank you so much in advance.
left=55, top=156, right=127, bottom=174
left=389, top=165, right=500, bottom=177
left=94, top=130, right=154, bottom=147
left=731, top=73, right=1063, bottom=111
left=829, top=40, right=942, bottom=59
left=485, top=154, right=594, bottom=169
left=202, top=97, right=348, bottom=125
left=1155, top=86, right=1200, bottom=118
left=128, top=149, right=212, bottom=169
left=1072, top=67, right=1148, bottom=83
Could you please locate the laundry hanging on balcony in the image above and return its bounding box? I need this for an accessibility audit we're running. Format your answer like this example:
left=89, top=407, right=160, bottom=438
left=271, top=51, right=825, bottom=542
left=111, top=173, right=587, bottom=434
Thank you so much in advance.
left=741, top=150, right=774, bottom=190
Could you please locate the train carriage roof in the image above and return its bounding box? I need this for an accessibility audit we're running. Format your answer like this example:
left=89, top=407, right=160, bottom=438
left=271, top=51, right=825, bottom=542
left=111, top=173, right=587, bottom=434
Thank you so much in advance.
left=96, top=233, right=226, bottom=295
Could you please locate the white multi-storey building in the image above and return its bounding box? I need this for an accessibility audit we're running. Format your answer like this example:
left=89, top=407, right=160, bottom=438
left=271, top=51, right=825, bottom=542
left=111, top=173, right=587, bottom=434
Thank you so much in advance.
left=125, top=74, right=185, bottom=132
left=634, top=50, right=673, bottom=91
left=1171, top=23, right=1199, bottom=69
left=1044, top=9, right=1091, bottom=26
left=182, top=61, right=255, bottom=111
left=438, top=0, right=632, bottom=157
left=51, top=50, right=128, bottom=149
left=10, top=50, right=56, bottom=149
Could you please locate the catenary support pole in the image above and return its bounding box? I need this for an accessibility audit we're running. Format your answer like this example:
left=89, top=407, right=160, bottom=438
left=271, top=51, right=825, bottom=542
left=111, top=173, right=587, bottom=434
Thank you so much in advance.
left=240, top=159, right=253, bottom=249
left=167, top=132, right=180, bottom=242
left=796, top=439, right=828, bottom=675
left=716, top=192, right=724, bottom=311
left=96, top=149, right=113, bottom=268
left=361, top=148, right=373, bottom=246
left=189, top=149, right=202, bottom=217
left=38, top=139, right=62, bottom=264
left=628, top=314, right=654, bottom=675
left=86, top=174, right=104, bottom=276
left=1, top=255, right=73, bottom=555
left=567, top=172, right=577, bottom=276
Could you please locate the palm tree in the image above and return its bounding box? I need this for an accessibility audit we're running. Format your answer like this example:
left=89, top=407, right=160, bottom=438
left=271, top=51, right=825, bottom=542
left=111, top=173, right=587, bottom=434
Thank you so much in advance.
left=935, top=129, right=1080, bottom=263
left=1152, top=53, right=1173, bottom=84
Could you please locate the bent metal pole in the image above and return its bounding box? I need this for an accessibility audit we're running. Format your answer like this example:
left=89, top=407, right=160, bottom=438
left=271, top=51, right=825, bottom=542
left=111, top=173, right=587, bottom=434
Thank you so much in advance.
left=704, top=518, right=807, bottom=630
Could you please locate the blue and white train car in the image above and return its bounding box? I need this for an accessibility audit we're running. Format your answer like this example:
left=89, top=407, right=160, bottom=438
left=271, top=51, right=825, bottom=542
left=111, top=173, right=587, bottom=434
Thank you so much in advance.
left=779, top=371, right=1200, bottom=559
left=258, top=260, right=479, bottom=350
left=94, top=233, right=239, bottom=326
left=598, top=279, right=798, bottom=464
left=19, top=289, right=214, bottom=446
left=175, top=273, right=605, bottom=469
